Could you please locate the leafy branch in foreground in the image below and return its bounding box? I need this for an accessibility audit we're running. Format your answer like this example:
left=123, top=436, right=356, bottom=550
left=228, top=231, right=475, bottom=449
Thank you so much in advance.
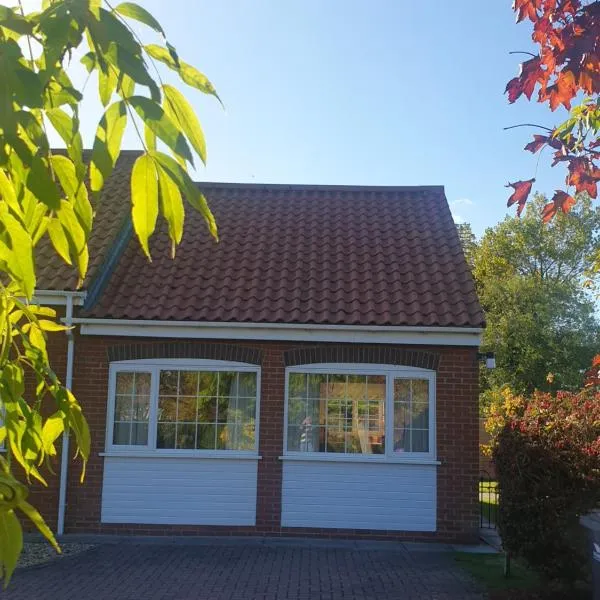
left=505, top=0, right=599, bottom=236
left=0, top=0, right=220, bottom=585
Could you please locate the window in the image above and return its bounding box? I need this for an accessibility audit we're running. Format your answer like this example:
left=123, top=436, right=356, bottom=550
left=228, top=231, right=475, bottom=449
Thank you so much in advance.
left=107, top=361, right=259, bottom=454
left=285, top=365, right=435, bottom=459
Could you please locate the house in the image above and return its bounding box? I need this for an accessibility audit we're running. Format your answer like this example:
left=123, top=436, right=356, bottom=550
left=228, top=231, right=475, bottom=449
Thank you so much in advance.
left=31, top=152, right=485, bottom=542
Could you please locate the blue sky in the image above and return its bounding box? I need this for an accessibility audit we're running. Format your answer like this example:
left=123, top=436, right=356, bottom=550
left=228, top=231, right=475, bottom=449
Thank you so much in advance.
left=67, top=1, right=570, bottom=236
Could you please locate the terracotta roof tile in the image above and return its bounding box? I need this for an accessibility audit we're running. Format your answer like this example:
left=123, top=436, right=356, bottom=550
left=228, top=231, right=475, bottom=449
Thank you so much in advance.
left=84, top=183, right=485, bottom=327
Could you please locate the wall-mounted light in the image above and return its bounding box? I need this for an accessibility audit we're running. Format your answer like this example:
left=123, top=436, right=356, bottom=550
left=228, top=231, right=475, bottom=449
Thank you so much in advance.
left=477, top=352, right=496, bottom=369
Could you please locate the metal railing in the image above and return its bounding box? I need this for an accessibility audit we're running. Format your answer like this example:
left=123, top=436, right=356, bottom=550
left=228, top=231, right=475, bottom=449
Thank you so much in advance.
left=480, top=471, right=498, bottom=530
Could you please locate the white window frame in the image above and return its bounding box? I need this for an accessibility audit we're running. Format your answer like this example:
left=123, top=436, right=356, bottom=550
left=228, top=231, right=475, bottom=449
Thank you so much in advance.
left=283, top=363, right=436, bottom=463
left=105, top=359, right=261, bottom=458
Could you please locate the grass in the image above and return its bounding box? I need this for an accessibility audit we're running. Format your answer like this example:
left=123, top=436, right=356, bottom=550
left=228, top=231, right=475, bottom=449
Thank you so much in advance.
left=454, top=553, right=592, bottom=599
left=454, top=552, right=539, bottom=592
left=479, top=480, right=498, bottom=525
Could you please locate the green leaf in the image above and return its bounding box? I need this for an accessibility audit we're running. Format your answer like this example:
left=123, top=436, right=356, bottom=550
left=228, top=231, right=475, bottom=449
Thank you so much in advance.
left=46, top=108, right=85, bottom=178
left=55, top=389, right=90, bottom=480
left=98, top=66, right=118, bottom=107
left=0, top=207, right=35, bottom=298
left=131, top=154, right=158, bottom=257
left=50, top=155, right=92, bottom=236
left=88, top=7, right=139, bottom=55
left=26, top=154, right=60, bottom=210
left=80, top=51, right=96, bottom=73
left=144, top=123, right=156, bottom=152
left=90, top=101, right=127, bottom=194
left=46, top=219, right=72, bottom=265
left=145, top=45, right=222, bottom=104
left=157, top=163, right=184, bottom=250
left=0, top=170, right=22, bottom=218
left=152, top=151, right=218, bottom=240
left=37, top=320, right=66, bottom=332
left=144, top=43, right=177, bottom=68
left=16, top=111, right=47, bottom=152
left=105, top=44, right=160, bottom=102
left=179, top=64, right=222, bottom=104
left=28, top=324, right=47, bottom=363
left=117, top=72, right=135, bottom=99
left=0, top=6, right=33, bottom=36
left=17, top=501, right=60, bottom=554
left=41, top=411, right=65, bottom=456
left=114, top=2, right=165, bottom=36
left=56, top=200, right=88, bottom=279
left=163, top=84, right=206, bottom=165
left=0, top=510, right=22, bottom=587
left=129, top=96, right=193, bottom=165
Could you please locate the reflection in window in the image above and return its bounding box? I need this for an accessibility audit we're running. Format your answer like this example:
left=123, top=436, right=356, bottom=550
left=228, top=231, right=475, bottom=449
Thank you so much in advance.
left=287, top=371, right=432, bottom=456
left=113, top=371, right=151, bottom=446
left=393, top=379, right=429, bottom=453
left=155, top=370, right=257, bottom=451
left=287, top=373, right=386, bottom=455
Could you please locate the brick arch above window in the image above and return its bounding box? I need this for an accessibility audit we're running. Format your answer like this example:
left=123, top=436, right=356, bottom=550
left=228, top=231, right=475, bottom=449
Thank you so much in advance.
left=283, top=346, right=440, bottom=370
left=107, top=342, right=263, bottom=365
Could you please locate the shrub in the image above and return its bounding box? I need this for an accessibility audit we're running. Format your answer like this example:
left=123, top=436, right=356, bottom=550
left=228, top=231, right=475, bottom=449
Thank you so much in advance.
left=493, top=388, right=600, bottom=582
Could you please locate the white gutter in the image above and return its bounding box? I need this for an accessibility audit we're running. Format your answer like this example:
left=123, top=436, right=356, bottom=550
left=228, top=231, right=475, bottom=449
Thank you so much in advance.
left=57, top=295, right=75, bottom=535
left=34, top=290, right=86, bottom=306
left=72, top=318, right=483, bottom=346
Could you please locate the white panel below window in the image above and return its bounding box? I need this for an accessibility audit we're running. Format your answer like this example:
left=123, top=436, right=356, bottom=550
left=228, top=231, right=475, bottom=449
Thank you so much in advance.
left=281, top=461, right=436, bottom=531
left=101, top=457, right=257, bottom=525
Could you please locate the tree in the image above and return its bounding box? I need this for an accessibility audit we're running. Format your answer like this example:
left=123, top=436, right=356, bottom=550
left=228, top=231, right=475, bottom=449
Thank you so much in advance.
left=470, top=194, right=600, bottom=401
left=456, top=222, right=477, bottom=269
left=0, top=0, right=220, bottom=584
left=505, top=0, right=599, bottom=233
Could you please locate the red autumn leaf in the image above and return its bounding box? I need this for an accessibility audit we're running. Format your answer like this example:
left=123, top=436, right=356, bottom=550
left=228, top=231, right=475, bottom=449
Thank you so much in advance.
left=513, top=0, right=542, bottom=22
left=567, top=159, right=600, bottom=198
left=524, top=134, right=549, bottom=153
left=506, top=57, right=542, bottom=102
left=542, top=202, right=557, bottom=222
left=580, top=52, right=600, bottom=95
left=584, top=354, right=600, bottom=388
left=542, top=190, right=576, bottom=222
left=540, top=70, right=578, bottom=110
left=508, top=0, right=598, bottom=217
left=506, top=178, right=535, bottom=215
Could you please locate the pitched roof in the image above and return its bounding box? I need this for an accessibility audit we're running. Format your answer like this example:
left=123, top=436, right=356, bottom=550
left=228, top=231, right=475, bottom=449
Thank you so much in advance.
left=79, top=181, right=484, bottom=328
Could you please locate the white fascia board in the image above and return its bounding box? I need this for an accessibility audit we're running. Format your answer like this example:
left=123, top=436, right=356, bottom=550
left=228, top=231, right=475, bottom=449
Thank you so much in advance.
left=33, top=290, right=87, bottom=306
left=73, top=318, right=482, bottom=346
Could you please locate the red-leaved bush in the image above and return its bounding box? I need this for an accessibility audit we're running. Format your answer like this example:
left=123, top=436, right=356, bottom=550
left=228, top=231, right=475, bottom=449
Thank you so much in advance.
left=493, top=388, right=600, bottom=581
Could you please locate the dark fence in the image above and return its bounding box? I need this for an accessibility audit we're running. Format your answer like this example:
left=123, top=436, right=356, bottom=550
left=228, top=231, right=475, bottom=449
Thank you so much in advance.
left=480, top=471, right=498, bottom=530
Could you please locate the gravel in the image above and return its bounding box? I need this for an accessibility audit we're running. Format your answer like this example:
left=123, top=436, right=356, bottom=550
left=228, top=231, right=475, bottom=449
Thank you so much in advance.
left=18, top=541, right=95, bottom=570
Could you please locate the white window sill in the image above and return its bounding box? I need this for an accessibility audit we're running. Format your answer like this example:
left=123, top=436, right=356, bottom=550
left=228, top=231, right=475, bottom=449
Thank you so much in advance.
left=279, top=454, right=441, bottom=466
left=100, top=451, right=262, bottom=460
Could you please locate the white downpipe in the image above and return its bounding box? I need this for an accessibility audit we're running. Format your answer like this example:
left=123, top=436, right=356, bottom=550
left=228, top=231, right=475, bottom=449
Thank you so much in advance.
left=57, top=295, right=74, bottom=535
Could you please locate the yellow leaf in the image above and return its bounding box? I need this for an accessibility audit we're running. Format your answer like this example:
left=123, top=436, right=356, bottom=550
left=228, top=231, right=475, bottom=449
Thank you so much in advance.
left=131, top=154, right=158, bottom=257
left=0, top=509, right=22, bottom=587
left=17, top=500, right=60, bottom=554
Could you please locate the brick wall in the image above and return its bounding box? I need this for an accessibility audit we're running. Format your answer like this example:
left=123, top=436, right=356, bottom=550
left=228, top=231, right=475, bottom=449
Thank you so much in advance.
left=32, top=333, right=480, bottom=543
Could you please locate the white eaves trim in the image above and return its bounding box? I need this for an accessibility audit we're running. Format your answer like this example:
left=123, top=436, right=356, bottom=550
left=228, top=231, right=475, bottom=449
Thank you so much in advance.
left=34, top=290, right=87, bottom=306
left=72, top=318, right=482, bottom=346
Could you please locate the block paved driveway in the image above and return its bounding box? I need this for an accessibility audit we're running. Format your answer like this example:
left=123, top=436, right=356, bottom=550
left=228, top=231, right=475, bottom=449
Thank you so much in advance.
left=2, top=539, right=487, bottom=600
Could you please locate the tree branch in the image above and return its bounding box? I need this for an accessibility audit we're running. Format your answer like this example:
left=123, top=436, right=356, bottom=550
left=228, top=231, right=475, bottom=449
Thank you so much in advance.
left=504, top=124, right=553, bottom=132
left=509, top=51, right=537, bottom=58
